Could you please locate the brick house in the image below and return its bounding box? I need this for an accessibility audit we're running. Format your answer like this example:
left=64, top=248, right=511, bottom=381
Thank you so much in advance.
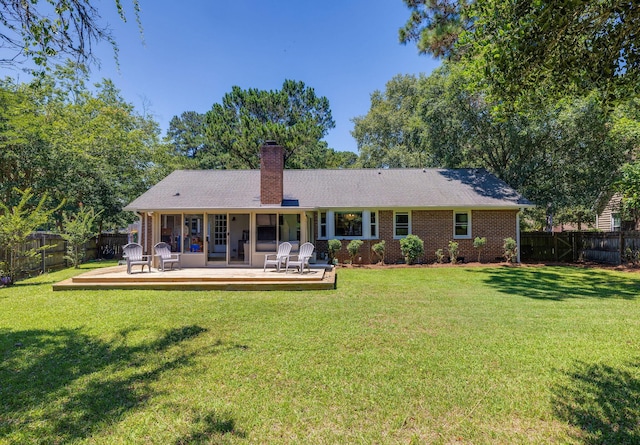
left=124, top=142, right=533, bottom=267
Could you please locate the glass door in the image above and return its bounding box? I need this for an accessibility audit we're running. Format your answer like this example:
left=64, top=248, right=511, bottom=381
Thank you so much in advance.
left=207, top=214, right=227, bottom=264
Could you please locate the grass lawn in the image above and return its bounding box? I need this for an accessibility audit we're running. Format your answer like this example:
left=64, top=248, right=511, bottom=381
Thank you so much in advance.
left=1, top=263, right=640, bottom=444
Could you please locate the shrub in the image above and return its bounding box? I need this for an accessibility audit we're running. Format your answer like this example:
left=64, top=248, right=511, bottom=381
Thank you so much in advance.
left=400, top=234, right=424, bottom=265
left=327, top=239, right=342, bottom=265
left=347, top=239, right=364, bottom=264
left=448, top=240, right=459, bottom=264
left=372, top=240, right=386, bottom=264
left=503, top=237, right=518, bottom=263
left=60, top=206, right=102, bottom=268
left=435, top=248, right=445, bottom=264
left=473, top=236, right=487, bottom=263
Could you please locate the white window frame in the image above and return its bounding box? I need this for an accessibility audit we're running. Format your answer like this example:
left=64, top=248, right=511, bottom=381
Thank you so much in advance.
left=394, top=211, right=411, bottom=239
left=317, top=210, right=378, bottom=240
left=612, top=213, right=621, bottom=231
left=370, top=211, right=378, bottom=239
left=319, top=212, right=327, bottom=238
left=453, top=210, right=472, bottom=239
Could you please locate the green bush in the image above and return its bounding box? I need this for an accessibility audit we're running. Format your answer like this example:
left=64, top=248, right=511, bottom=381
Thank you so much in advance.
left=448, top=241, right=459, bottom=264
left=347, top=239, right=364, bottom=264
left=503, top=237, right=518, bottom=263
left=435, top=248, right=445, bottom=264
left=372, top=240, right=386, bottom=264
left=473, top=236, right=487, bottom=263
left=399, top=234, right=424, bottom=265
left=327, top=239, right=342, bottom=265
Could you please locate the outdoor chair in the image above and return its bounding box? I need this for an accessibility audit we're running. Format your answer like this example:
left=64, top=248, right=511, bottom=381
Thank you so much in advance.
left=263, top=241, right=292, bottom=272
left=286, top=242, right=315, bottom=274
left=123, top=243, right=152, bottom=274
left=153, top=242, right=181, bottom=271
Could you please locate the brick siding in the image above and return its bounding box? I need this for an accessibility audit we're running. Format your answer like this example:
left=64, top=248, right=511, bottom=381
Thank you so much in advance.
left=315, top=209, right=518, bottom=264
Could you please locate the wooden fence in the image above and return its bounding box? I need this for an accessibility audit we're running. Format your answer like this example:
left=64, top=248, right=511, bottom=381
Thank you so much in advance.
left=521, top=231, right=640, bottom=265
left=1, top=232, right=129, bottom=278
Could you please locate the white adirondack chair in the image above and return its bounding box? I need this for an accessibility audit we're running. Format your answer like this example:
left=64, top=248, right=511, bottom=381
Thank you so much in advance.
left=286, top=242, right=314, bottom=274
left=123, top=243, right=151, bottom=274
left=263, top=242, right=292, bottom=272
left=153, top=242, right=181, bottom=271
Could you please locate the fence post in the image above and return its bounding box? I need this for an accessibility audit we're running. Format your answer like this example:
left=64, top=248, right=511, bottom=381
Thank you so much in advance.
left=41, top=233, right=46, bottom=274
left=619, top=231, right=625, bottom=265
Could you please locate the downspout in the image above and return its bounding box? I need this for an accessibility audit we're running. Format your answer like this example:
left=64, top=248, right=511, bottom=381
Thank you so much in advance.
left=517, top=208, right=522, bottom=263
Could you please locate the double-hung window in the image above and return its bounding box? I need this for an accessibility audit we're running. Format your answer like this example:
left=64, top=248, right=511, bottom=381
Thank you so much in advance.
left=453, top=211, right=471, bottom=239
left=394, top=212, right=410, bottom=238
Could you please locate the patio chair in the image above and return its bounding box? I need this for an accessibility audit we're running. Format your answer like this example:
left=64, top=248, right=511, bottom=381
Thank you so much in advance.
left=286, top=242, right=314, bottom=274
left=123, top=243, right=152, bottom=274
left=263, top=242, right=292, bottom=272
left=153, top=242, right=181, bottom=271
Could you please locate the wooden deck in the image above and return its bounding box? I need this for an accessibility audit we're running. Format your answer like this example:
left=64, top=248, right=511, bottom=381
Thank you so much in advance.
left=53, top=265, right=336, bottom=291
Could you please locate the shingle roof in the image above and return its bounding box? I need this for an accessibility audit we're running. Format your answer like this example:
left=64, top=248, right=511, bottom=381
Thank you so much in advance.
left=124, top=168, right=533, bottom=212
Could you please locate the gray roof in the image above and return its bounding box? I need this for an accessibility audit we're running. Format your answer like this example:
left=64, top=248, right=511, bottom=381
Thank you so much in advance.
left=124, top=168, right=533, bottom=212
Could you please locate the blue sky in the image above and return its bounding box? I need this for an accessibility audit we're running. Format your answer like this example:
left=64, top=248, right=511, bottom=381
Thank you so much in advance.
left=89, top=0, right=440, bottom=153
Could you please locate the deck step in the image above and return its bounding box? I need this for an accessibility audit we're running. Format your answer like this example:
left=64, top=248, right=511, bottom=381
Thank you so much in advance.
left=53, top=266, right=336, bottom=291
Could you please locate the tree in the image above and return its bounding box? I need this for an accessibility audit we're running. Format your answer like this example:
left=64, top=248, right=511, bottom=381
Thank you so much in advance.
left=60, top=205, right=102, bottom=268
left=399, top=0, right=472, bottom=58
left=615, top=162, right=640, bottom=228
left=352, top=74, right=430, bottom=168
left=167, top=111, right=210, bottom=161
left=0, top=188, right=60, bottom=284
left=0, top=0, right=142, bottom=71
left=400, top=0, right=640, bottom=103
left=202, top=80, right=336, bottom=169
left=355, top=64, right=638, bottom=225
left=0, top=66, right=172, bottom=231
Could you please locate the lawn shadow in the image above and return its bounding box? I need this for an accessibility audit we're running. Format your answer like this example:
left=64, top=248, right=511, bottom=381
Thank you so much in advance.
left=553, top=360, right=640, bottom=444
left=174, top=411, right=246, bottom=444
left=469, top=266, right=640, bottom=300
left=0, top=325, right=227, bottom=442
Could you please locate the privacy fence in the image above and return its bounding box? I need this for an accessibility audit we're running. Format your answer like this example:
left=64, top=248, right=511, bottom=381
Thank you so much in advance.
left=1, top=232, right=129, bottom=278
left=521, top=231, right=640, bottom=265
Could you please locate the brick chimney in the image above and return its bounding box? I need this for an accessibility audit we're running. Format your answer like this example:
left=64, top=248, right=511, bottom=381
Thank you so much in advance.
left=260, top=141, right=284, bottom=205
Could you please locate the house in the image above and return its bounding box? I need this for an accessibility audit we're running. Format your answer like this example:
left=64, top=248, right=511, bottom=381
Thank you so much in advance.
left=124, top=142, right=534, bottom=267
left=595, top=193, right=639, bottom=231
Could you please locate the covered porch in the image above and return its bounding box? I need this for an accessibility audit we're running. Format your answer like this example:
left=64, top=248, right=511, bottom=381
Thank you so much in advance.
left=53, top=264, right=336, bottom=291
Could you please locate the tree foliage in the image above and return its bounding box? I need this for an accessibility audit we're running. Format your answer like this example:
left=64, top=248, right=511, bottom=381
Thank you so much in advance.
left=0, top=0, right=142, bottom=70
left=60, top=205, right=102, bottom=268
left=615, top=162, right=640, bottom=227
left=352, top=74, right=430, bottom=168
left=354, top=64, right=639, bottom=224
left=201, top=80, right=337, bottom=169
left=401, top=0, right=640, bottom=103
left=399, top=0, right=472, bottom=58
left=0, top=188, right=60, bottom=283
left=0, top=65, right=172, bottom=231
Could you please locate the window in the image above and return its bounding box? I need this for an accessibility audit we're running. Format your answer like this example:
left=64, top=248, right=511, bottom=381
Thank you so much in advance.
left=256, top=213, right=277, bottom=252
left=454, top=211, right=471, bottom=239
left=319, top=212, right=327, bottom=238
left=160, top=214, right=181, bottom=252
left=335, top=212, right=363, bottom=237
left=612, top=213, right=621, bottom=231
left=279, top=214, right=300, bottom=244
left=394, top=212, right=410, bottom=238
left=184, top=214, right=204, bottom=253
left=370, top=211, right=378, bottom=238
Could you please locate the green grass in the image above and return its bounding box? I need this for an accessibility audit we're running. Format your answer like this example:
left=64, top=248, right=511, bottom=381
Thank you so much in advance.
left=2, top=263, right=640, bottom=444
